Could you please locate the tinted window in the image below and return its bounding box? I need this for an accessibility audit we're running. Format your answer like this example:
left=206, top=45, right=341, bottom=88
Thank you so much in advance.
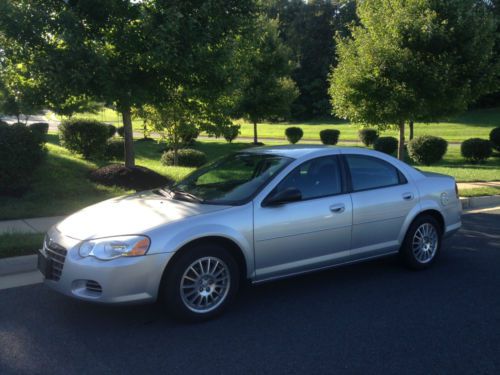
left=346, top=155, right=403, bottom=191
left=273, top=156, right=342, bottom=200
left=173, top=153, right=292, bottom=204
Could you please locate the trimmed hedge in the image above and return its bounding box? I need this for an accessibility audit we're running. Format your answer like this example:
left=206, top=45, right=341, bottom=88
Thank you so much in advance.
left=358, top=128, right=379, bottom=147
left=320, top=129, right=340, bottom=145
left=490, top=127, right=500, bottom=152
left=29, top=122, right=49, bottom=135
left=117, top=126, right=125, bottom=137
left=59, top=119, right=112, bottom=160
left=285, top=127, right=303, bottom=144
left=223, top=125, right=240, bottom=143
left=374, top=136, right=398, bottom=155
left=28, top=122, right=49, bottom=144
left=461, top=138, right=492, bottom=163
left=407, top=136, right=448, bottom=165
left=106, top=124, right=117, bottom=138
left=0, top=123, right=45, bottom=195
left=161, top=148, right=207, bottom=167
left=105, top=140, right=124, bottom=160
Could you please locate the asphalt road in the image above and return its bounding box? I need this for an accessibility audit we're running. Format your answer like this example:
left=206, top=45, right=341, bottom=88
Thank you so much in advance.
left=1, top=209, right=499, bottom=375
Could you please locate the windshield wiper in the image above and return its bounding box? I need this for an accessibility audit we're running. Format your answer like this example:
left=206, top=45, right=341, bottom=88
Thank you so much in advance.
left=170, top=189, right=204, bottom=203
left=153, top=188, right=171, bottom=198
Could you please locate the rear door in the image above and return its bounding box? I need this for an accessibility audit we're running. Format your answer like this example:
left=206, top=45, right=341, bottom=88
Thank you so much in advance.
left=344, top=153, right=418, bottom=258
left=253, top=155, right=352, bottom=281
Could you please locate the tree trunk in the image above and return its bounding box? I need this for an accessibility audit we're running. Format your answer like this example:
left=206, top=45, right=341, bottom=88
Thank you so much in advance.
left=253, top=121, right=258, bottom=144
left=398, top=121, right=405, bottom=161
left=121, top=107, right=135, bottom=168
left=409, top=120, right=414, bottom=140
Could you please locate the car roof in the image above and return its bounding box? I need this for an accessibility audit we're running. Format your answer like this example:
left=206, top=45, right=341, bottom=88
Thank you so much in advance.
left=242, top=144, right=340, bottom=159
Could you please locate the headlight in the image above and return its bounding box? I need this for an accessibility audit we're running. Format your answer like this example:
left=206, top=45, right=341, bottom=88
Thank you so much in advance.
left=79, top=235, right=150, bottom=261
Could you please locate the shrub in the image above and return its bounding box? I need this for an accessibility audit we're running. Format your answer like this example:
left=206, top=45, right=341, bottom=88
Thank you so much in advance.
left=106, top=124, right=117, bottom=138
left=59, top=119, right=111, bottom=160
left=105, top=140, right=124, bottom=160
left=28, top=122, right=49, bottom=135
left=0, top=119, right=8, bottom=126
left=490, top=127, right=500, bottom=152
left=461, top=138, right=492, bottom=163
left=407, top=136, right=448, bottom=165
left=358, top=128, right=379, bottom=146
left=0, top=123, right=45, bottom=195
left=28, top=122, right=49, bottom=144
left=179, top=123, right=199, bottom=145
left=117, top=126, right=125, bottom=137
left=161, top=148, right=207, bottom=167
left=320, top=129, right=340, bottom=145
left=285, top=127, right=303, bottom=144
left=223, top=125, right=240, bottom=143
left=374, top=136, right=398, bottom=155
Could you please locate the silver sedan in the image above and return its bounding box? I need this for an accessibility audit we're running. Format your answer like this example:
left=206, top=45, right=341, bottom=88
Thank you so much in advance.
left=38, top=145, right=462, bottom=321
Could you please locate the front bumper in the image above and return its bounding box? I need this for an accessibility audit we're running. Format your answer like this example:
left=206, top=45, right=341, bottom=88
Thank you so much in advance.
left=42, top=230, right=174, bottom=304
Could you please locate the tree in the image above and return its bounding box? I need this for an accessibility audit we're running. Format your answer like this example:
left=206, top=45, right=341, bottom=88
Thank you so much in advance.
left=140, top=89, right=235, bottom=165
left=0, top=62, right=44, bottom=124
left=265, top=0, right=357, bottom=120
left=0, top=0, right=256, bottom=167
left=329, top=0, right=498, bottom=160
left=235, top=18, right=298, bottom=144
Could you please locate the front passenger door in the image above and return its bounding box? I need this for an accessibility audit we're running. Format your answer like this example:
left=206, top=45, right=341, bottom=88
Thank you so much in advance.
left=253, top=156, right=353, bottom=281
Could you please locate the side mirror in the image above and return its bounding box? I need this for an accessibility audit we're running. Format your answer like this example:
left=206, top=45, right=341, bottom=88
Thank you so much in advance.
left=263, top=187, right=302, bottom=207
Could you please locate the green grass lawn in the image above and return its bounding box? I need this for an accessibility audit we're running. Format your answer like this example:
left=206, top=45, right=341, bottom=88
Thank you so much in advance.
left=0, top=233, right=44, bottom=259
left=237, top=107, right=500, bottom=142
left=0, top=134, right=131, bottom=220
left=0, top=133, right=498, bottom=221
left=53, top=107, right=500, bottom=143
left=458, top=186, right=500, bottom=197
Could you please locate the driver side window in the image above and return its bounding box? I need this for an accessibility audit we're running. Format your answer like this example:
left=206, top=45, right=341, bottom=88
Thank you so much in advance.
left=274, top=156, right=342, bottom=200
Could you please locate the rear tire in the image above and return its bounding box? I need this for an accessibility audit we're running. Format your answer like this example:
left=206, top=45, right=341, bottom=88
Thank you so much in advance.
left=161, top=244, right=239, bottom=322
left=400, top=215, right=442, bottom=270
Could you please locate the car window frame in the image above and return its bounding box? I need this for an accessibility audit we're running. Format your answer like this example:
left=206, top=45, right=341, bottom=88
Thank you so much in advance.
left=262, top=155, right=348, bottom=206
left=172, top=152, right=295, bottom=206
left=341, top=154, right=408, bottom=193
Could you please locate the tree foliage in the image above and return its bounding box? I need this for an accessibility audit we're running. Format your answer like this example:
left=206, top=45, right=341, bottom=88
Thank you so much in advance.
left=235, top=17, right=298, bottom=143
left=266, top=0, right=357, bottom=119
left=330, top=0, right=498, bottom=159
left=0, top=0, right=257, bottom=166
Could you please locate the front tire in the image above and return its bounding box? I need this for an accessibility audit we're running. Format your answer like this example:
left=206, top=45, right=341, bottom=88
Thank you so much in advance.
left=161, top=244, right=239, bottom=322
left=400, top=215, right=442, bottom=270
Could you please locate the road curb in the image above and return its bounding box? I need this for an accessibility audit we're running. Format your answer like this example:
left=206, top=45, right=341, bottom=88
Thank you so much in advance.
left=0, top=254, right=38, bottom=277
left=460, top=195, right=500, bottom=210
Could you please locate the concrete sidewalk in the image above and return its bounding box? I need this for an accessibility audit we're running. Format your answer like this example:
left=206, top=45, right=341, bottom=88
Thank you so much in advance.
left=0, top=216, right=65, bottom=235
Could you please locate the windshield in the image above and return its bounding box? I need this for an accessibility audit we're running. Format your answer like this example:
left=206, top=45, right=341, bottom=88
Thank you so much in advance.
left=171, top=152, right=293, bottom=205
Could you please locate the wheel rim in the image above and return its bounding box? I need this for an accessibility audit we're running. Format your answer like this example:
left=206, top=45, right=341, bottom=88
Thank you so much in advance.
left=412, top=223, right=438, bottom=264
left=180, top=256, right=231, bottom=314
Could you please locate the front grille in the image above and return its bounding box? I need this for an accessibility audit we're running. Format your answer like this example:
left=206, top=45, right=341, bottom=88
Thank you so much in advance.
left=85, top=280, right=102, bottom=293
left=45, top=240, right=67, bottom=281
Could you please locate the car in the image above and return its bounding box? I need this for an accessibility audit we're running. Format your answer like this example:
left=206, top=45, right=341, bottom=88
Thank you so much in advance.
left=38, top=145, right=462, bottom=321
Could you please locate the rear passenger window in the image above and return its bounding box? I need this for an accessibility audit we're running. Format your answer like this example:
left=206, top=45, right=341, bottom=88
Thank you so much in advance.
left=274, top=156, right=342, bottom=200
left=346, top=155, right=405, bottom=192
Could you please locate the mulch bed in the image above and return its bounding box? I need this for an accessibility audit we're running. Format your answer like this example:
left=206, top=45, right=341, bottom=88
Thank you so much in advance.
left=89, top=164, right=173, bottom=191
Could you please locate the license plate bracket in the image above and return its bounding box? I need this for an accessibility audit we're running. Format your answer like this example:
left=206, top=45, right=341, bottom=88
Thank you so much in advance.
left=37, top=249, right=52, bottom=279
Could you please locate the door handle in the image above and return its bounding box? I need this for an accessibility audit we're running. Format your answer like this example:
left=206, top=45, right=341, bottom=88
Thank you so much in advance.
left=402, top=192, right=414, bottom=201
left=329, top=203, right=345, bottom=213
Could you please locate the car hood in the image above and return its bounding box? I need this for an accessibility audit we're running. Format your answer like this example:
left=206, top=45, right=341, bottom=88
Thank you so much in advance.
left=56, top=190, right=230, bottom=240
